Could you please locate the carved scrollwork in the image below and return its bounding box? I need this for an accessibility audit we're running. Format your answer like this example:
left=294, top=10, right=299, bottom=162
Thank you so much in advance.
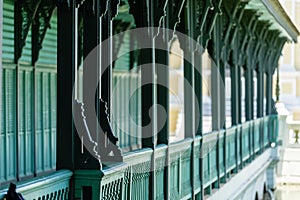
left=168, top=0, right=185, bottom=30
left=14, top=0, right=56, bottom=64
left=15, top=0, right=40, bottom=63
left=32, top=0, right=55, bottom=65
left=198, top=0, right=212, bottom=31
left=107, top=0, right=120, bottom=18
left=128, top=0, right=148, bottom=28
left=153, top=0, right=168, bottom=28
left=201, top=0, right=223, bottom=49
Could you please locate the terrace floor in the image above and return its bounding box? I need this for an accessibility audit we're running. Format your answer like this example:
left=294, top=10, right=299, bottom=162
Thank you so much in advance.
left=276, top=144, right=300, bottom=199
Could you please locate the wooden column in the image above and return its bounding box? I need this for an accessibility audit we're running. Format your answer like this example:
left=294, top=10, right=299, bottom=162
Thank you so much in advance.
left=197, top=0, right=219, bottom=197
left=265, top=35, right=278, bottom=115
left=266, top=72, right=273, bottom=115
left=0, top=0, right=2, bottom=143
left=237, top=67, right=242, bottom=123
left=211, top=23, right=221, bottom=132
left=182, top=41, right=195, bottom=138
left=257, top=66, right=264, bottom=118
left=156, top=35, right=169, bottom=145
left=244, top=66, right=253, bottom=121
left=194, top=48, right=203, bottom=136
left=155, top=7, right=169, bottom=199
left=56, top=0, right=76, bottom=171
left=230, top=64, right=239, bottom=125
left=56, top=1, right=76, bottom=198
left=210, top=15, right=223, bottom=190
left=75, top=0, right=102, bottom=169
left=129, top=1, right=156, bottom=199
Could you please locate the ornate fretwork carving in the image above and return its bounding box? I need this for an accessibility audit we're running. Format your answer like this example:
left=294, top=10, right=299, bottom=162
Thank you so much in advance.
left=32, top=0, right=55, bottom=65
left=198, top=0, right=212, bottom=31
left=237, top=28, right=247, bottom=66
left=14, top=0, right=56, bottom=64
left=128, top=0, right=168, bottom=29
left=201, top=0, right=223, bottom=49
left=73, top=99, right=123, bottom=168
left=168, top=0, right=185, bottom=30
left=15, top=0, right=40, bottom=63
left=128, top=0, right=148, bottom=28
left=153, top=0, right=168, bottom=28
left=220, top=1, right=247, bottom=64
left=98, top=99, right=123, bottom=162
left=105, top=0, right=120, bottom=19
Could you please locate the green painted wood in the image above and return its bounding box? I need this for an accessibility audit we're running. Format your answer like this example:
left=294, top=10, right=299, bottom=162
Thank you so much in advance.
left=254, top=119, right=261, bottom=153
left=36, top=10, right=57, bottom=66
left=113, top=32, right=131, bottom=71
left=19, top=29, right=32, bottom=64
left=1, top=0, right=58, bottom=185
left=35, top=71, right=56, bottom=173
left=0, top=0, right=287, bottom=198
left=219, top=130, right=225, bottom=177
left=194, top=136, right=202, bottom=195
left=225, top=127, right=237, bottom=172
left=0, top=170, right=72, bottom=199
left=1, top=68, right=17, bottom=182
left=2, top=0, right=14, bottom=62
left=123, top=148, right=153, bottom=200
left=18, top=70, right=34, bottom=178
left=154, top=145, right=168, bottom=200
left=71, top=117, right=278, bottom=200
left=75, top=167, right=125, bottom=199
left=241, top=122, right=250, bottom=162
left=263, top=117, right=269, bottom=147
left=180, top=144, right=192, bottom=199
left=236, top=125, right=242, bottom=168
left=202, top=132, right=219, bottom=188
left=56, top=1, right=76, bottom=173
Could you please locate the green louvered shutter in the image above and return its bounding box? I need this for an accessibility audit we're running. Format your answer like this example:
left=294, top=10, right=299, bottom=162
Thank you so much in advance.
left=36, top=9, right=57, bottom=66
left=1, top=0, right=17, bottom=182
left=35, top=10, right=57, bottom=172
left=18, top=70, right=34, bottom=178
left=1, top=69, right=17, bottom=181
left=114, top=32, right=131, bottom=71
left=2, top=0, right=14, bottom=62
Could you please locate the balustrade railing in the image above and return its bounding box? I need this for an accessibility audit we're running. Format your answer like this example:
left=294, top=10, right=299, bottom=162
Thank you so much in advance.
left=75, top=115, right=278, bottom=199
left=0, top=170, right=72, bottom=200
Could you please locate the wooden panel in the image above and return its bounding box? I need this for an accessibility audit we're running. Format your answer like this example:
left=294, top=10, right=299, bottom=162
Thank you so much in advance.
left=18, top=70, right=34, bottom=178
left=242, top=122, right=250, bottom=161
left=114, top=32, right=131, bottom=71
left=263, top=117, right=269, bottom=147
left=226, top=127, right=236, bottom=172
left=254, top=119, right=260, bottom=153
left=36, top=10, right=58, bottom=66
left=2, top=0, right=14, bottom=62
left=4, top=68, right=17, bottom=181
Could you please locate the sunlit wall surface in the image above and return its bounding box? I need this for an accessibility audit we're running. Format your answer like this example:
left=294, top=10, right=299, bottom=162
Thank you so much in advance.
left=278, top=0, right=300, bottom=113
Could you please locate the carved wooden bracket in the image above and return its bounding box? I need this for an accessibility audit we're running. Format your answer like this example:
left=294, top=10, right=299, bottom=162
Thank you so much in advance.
left=168, top=0, right=186, bottom=30
left=201, top=0, right=223, bottom=49
left=32, top=0, right=55, bottom=65
left=14, top=0, right=40, bottom=63
left=14, top=0, right=56, bottom=65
